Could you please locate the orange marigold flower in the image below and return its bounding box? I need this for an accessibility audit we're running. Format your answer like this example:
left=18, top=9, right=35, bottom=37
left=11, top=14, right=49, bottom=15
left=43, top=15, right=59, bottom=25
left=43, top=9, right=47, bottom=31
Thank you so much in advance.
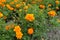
left=0, top=0, right=6, bottom=2
left=14, top=26, right=21, bottom=32
left=0, top=12, right=3, bottom=18
left=28, top=28, right=34, bottom=35
left=55, top=1, right=59, bottom=4
left=22, top=2, right=26, bottom=5
left=1, top=4, right=5, bottom=7
left=5, top=26, right=10, bottom=30
left=16, top=32, right=23, bottom=39
left=48, top=10, right=57, bottom=17
left=6, top=4, right=14, bottom=10
left=0, top=2, right=5, bottom=7
left=10, top=2, right=14, bottom=5
left=0, top=2, right=2, bottom=5
left=39, top=4, right=45, bottom=9
left=25, top=14, right=35, bottom=21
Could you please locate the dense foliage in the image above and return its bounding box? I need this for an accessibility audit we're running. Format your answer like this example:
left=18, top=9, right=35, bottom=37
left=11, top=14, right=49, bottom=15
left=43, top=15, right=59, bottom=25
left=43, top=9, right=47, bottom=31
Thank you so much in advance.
left=0, top=0, right=60, bottom=40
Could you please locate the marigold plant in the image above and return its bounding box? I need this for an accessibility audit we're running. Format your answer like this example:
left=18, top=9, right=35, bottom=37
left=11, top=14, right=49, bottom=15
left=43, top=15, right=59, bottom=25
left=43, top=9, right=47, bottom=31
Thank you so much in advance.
left=0, top=0, right=60, bottom=40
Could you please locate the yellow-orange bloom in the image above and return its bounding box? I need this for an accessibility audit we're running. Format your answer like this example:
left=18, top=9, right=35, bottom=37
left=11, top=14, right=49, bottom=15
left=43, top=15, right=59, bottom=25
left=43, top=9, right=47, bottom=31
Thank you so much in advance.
left=14, top=0, right=18, bottom=2
left=25, top=14, right=35, bottom=21
left=0, top=0, right=6, bottom=2
left=6, top=4, right=14, bottom=10
left=0, top=2, right=2, bottom=5
left=14, top=26, right=21, bottom=32
left=24, top=6, right=28, bottom=10
left=28, top=28, right=34, bottom=35
left=27, top=4, right=31, bottom=7
left=5, top=26, right=10, bottom=30
left=16, top=4, right=21, bottom=8
left=16, top=32, right=23, bottom=39
left=22, top=2, right=26, bottom=5
left=48, top=4, right=52, bottom=7
left=0, top=12, right=3, bottom=18
left=1, top=4, right=5, bottom=7
left=48, top=10, right=57, bottom=17
left=39, top=4, right=45, bottom=9
left=14, top=25, right=23, bottom=39
left=10, top=2, right=14, bottom=5
left=55, top=1, right=59, bottom=4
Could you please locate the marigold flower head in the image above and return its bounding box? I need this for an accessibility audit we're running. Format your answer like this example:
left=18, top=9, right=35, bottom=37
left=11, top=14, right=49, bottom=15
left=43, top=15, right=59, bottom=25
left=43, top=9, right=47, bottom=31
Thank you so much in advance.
left=28, top=28, right=34, bottom=35
left=22, top=2, right=26, bottom=5
left=14, top=26, right=21, bottom=32
left=48, top=10, right=57, bottom=17
left=6, top=4, right=14, bottom=10
left=55, top=1, right=59, bottom=4
left=25, top=14, right=35, bottom=21
left=10, top=2, right=14, bottom=5
left=0, top=12, right=3, bottom=18
left=48, top=4, right=52, bottom=7
left=0, top=0, right=6, bottom=2
left=39, top=4, right=45, bottom=9
left=1, top=4, right=5, bottom=7
left=16, top=4, right=21, bottom=8
left=16, top=32, right=23, bottom=39
left=0, top=2, right=2, bottom=5
left=27, top=4, right=31, bottom=7
left=14, top=0, right=18, bottom=2
left=24, top=6, right=28, bottom=10
left=5, top=26, right=10, bottom=30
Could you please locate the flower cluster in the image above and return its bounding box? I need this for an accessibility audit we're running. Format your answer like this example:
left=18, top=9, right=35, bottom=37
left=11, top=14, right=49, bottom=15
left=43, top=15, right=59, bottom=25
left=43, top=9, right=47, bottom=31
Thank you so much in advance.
left=0, top=0, right=60, bottom=40
left=14, top=26, right=23, bottom=39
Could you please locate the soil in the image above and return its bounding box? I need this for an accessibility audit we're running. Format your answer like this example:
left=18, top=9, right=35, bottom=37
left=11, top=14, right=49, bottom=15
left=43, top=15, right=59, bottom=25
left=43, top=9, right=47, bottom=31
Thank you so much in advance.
left=47, top=27, right=60, bottom=40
